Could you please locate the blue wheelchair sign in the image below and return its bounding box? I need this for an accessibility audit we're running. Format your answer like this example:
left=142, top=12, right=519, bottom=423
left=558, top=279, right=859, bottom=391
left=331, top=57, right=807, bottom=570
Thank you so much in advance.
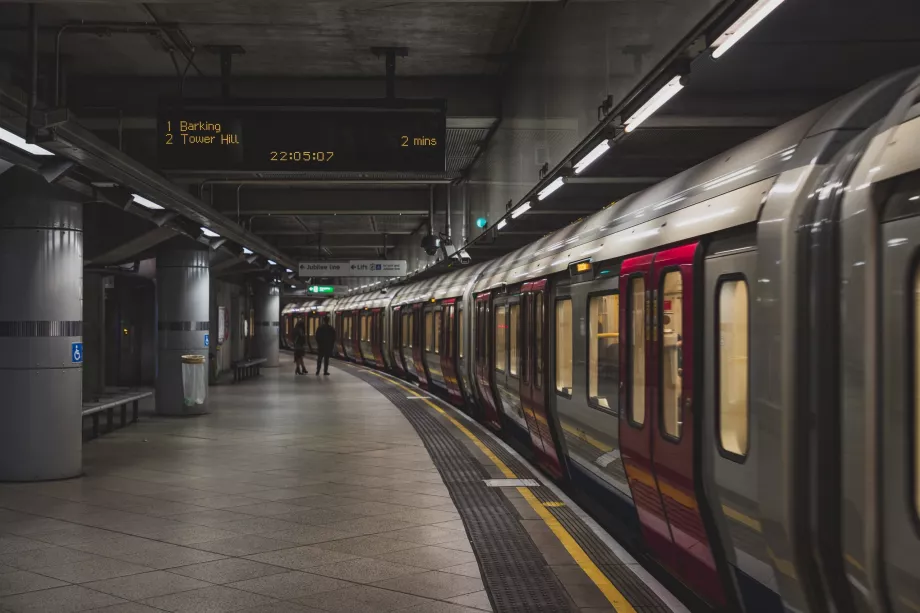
left=71, top=342, right=83, bottom=364
left=204, top=334, right=209, bottom=348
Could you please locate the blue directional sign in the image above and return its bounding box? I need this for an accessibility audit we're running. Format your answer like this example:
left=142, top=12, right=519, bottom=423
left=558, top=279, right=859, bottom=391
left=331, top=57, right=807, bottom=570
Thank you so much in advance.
left=204, top=334, right=210, bottom=348
left=71, top=342, right=83, bottom=364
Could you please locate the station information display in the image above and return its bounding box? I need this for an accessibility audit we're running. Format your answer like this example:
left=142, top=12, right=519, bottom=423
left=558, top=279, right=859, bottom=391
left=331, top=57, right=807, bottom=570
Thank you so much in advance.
left=157, top=101, right=447, bottom=173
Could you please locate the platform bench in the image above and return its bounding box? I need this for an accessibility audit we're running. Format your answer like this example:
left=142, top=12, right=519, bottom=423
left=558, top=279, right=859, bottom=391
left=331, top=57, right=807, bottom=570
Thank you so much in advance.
left=233, top=358, right=267, bottom=382
left=82, top=390, right=153, bottom=440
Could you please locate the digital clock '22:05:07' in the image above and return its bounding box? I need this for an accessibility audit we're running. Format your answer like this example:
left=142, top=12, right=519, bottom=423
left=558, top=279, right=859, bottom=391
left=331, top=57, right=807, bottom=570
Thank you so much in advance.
left=270, top=151, right=335, bottom=162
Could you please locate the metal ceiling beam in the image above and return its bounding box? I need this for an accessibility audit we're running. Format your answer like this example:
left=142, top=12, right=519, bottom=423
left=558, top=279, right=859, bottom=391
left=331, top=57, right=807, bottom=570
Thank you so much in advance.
left=254, top=229, right=415, bottom=236
left=222, top=209, right=428, bottom=216
left=86, top=226, right=177, bottom=266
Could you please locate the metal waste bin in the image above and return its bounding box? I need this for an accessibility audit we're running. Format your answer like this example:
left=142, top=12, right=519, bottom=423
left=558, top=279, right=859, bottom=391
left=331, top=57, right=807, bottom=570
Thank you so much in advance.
left=181, top=355, right=208, bottom=407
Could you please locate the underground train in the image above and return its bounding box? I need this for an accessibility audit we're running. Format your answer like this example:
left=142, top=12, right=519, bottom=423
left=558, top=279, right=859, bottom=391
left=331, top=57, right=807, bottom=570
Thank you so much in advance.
left=282, top=70, right=920, bottom=613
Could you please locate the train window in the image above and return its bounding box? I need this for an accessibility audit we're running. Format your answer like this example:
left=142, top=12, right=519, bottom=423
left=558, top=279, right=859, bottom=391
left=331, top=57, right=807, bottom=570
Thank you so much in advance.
left=495, top=306, right=508, bottom=372
left=914, top=266, right=920, bottom=517
left=510, top=304, right=520, bottom=376
left=589, top=293, right=620, bottom=410
left=434, top=311, right=442, bottom=355
left=628, top=277, right=646, bottom=426
left=556, top=299, right=573, bottom=395
left=661, top=272, right=684, bottom=440
left=425, top=311, right=433, bottom=352
left=717, top=277, right=750, bottom=458
left=535, top=293, right=544, bottom=389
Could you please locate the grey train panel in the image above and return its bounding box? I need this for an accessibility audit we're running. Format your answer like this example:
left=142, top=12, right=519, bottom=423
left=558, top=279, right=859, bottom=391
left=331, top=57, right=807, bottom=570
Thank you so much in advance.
left=254, top=283, right=280, bottom=367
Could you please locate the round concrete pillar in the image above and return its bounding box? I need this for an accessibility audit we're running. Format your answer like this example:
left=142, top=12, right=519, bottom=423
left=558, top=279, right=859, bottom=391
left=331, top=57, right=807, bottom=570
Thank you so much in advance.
left=156, top=247, right=210, bottom=415
left=0, top=167, right=83, bottom=481
left=254, top=283, right=280, bottom=367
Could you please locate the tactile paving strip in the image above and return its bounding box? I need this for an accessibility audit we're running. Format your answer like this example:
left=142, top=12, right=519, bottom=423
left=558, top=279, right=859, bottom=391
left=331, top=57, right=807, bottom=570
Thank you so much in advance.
left=351, top=366, right=672, bottom=613
left=350, top=368, right=576, bottom=613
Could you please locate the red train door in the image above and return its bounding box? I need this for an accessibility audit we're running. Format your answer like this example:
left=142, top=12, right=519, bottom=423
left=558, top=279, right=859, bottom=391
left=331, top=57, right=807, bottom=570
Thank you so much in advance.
left=620, top=243, right=726, bottom=607
left=391, top=307, right=406, bottom=376
left=412, top=303, right=427, bottom=390
left=520, top=281, right=563, bottom=478
left=440, top=300, right=463, bottom=406
left=474, top=292, right=501, bottom=430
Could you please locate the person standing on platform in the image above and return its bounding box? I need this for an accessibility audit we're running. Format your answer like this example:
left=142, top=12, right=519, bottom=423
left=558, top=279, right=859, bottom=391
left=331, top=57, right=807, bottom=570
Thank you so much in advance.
left=314, top=315, right=336, bottom=376
left=293, top=321, right=308, bottom=375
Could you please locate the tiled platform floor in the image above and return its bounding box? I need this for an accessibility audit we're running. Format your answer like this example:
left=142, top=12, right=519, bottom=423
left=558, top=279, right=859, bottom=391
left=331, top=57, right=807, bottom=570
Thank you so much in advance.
left=0, top=362, right=491, bottom=613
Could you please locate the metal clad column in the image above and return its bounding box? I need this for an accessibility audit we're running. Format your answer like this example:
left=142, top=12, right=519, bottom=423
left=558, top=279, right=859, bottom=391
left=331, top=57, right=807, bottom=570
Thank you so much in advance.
left=156, top=247, right=209, bottom=415
left=0, top=167, right=83, bottom=481
left=254, top=283, right=279, bottom=367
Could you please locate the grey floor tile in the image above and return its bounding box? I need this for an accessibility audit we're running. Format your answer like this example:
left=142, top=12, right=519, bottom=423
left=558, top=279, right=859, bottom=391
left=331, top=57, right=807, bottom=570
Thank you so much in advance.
left=190, top=535, right=296, bottom=557
left=228, top=504, right=307, bottom=518
left=29, top=526, right=125, bottom=548
left=374, top=545, right=476, bottom=571
left=401, top=602, right=486, bottom=613
left=168, top=558, right=288, bottom=585
left=383, top=526, right=468, bottom=546
left=323, top=516, right=418, bottom=536
left=309, top=557, right=425, bottom=584
left=259, top=525, right=356, bottom=546
left=0, top=545, right=98, bottom=570
left=380, top=509, right=461, bottom=526
left=235, top=603, right=325, bottom=613
left=441, top=562, right=482, bottom=578
left=446, top=591, right=493, bottom=611
left=372, top=570, right=485, bottom=599
left=147, top=524, right=240, bottom=546
left=311, top=535, right=419, bottom=557
left=292, top=584, right=431, bottom=613
left=110, top=546, right=227, bottom=570
left=430, top=520, right=466, bottom=532
left=184, top=496, right=263, bottom=510
left=438, top=538, right=474, bottom=553
left=142, top=585, right=277, bottom=612
left=170, top=510, right=255, bottom=527
left=31, top=556, right=153, bottom=584
left=0, top=584, right=126, bottom=612
left=217, top=517, right=300, bottom=536
left=0, top=518, right=78, bottom=537
left=272, top=508, right=364, bottom=527
left=245, top=546, right=357, bottom=571
left=84, top=604, right=168, bottom=613
left=228, top=571, right=348, bottom=599
left=324, top=501, right=416, bottom=517
left=0, top=563, right=18, bottom=574
left=285, top=495, right=354, bottom=510
left=0, top=537, right=52, bottom=556
left=0, top=570, right=68, bottom=596
left=84, top=570, right=211, bottom=600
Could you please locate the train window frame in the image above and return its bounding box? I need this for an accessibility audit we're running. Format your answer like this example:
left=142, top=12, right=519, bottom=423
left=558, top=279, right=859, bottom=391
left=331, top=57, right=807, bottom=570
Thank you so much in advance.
left=626, top=274, right=647, bottom=429
left=495, top=304, right=508, bottom=373
left=586, top=290, right=620, bottom=416
left=510, top=302, right=521, bottom=379
left=458, top=305, right=465, bottom=360
left=535, top=292, right=545, bottom=391
left=658, top=267, right=684, bottom=443
left=434, top=309, right=442, bottom=356
left=715, top=273, right=751, bottom=463
left=555, top=297, right=574, bottom=399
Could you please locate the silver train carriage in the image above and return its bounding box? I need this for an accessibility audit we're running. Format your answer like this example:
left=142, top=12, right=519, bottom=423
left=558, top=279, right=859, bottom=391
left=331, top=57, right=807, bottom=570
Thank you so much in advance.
left=304, top=69, right=920, bottom=613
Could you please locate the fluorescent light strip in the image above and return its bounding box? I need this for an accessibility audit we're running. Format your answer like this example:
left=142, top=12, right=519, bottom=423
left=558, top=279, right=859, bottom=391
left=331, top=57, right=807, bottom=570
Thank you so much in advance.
left=574, top=140, right=611, bottom=175
left=0, top=126, right=53, bottom=156
left=511, top=201, right=532, bottom=219
left=131, top=194, right=165, bottom=210
left=243, top=247, right=253, bottom=255
left=712, top=0, right=786, bottom=59
left=200, top=227, right=220, bottom=238
left=624, top=76, right=684, bottom=133
left=538, top=177, right=565, bottom=200
left=497, top=219, right=508, bottom=230
left=267, top=259, right=277, bottom=266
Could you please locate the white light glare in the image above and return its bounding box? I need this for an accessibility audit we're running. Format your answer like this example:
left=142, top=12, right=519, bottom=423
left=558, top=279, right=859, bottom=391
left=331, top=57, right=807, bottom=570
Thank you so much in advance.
left=538, top=177, right=566, bottom=200
left=0, top=126, right=53, bottom=156
left=624, top=76, right=684, bottom=133
left=574, top=140, right=611, bottom=175
left=132, top=194, right=164, bottom=210
left=243, top=247, right=254, bottom=255
left=286, top=268, right=293, bottom=273
left=711, top=0, right=787, bottom=59
left=497, top=219, right=508, bottom=230
left=200, top=227, right=220, bottom=238
left=511, top=201, right=532, bottom=219
left=267, top=259, right=277, bottom=266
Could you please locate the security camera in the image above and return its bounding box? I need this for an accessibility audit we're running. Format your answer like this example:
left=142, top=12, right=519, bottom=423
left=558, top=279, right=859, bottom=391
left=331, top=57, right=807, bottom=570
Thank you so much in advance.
left=421, top=235, right=441, bottom=256
left=455, top=249, right=471, bottom=265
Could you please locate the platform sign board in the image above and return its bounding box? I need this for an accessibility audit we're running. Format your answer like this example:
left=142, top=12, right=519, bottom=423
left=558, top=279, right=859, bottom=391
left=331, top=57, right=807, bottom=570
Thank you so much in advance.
left=157, top=101, right=446, bottom=173
left=299, top=261, right=406, bottom=278
left=308, top=286, right=335, bottom=294
left=349, top=260, right=407, bottom=277
left=71, top=342, right=83, bottom=364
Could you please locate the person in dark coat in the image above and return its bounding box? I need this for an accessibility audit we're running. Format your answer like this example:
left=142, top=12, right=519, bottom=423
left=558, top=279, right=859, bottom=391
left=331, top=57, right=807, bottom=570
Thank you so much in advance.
left=314, top=315, right=336, bottom=376
left=293, top=321, right=307, bottom=375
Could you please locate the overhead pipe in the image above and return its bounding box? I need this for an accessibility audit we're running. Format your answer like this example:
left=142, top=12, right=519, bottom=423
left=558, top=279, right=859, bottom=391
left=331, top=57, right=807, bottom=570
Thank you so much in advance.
left=26, top=4, right=37, bottom=143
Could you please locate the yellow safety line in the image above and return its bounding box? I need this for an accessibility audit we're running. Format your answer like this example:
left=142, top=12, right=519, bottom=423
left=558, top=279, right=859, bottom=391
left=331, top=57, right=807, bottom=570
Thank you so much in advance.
left=360, top=367, right=637, bottom=613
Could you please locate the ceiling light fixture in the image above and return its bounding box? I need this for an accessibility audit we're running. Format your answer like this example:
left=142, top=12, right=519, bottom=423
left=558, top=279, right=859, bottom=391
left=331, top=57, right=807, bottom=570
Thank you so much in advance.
left=242, top=247, right=253, bottom=255
left=574, top=140, right=611, bottom=175
left=624, top=76, right=684, bottom=133
left=538, top=177, right=565, bottom=200
left=132, top=194, right=165, bottom=210
left=711, top=0, right=787, bottom=59
left=200, top=227, right=220, bottom=238
left=0, top=126, right=53, bottom=156
left=497, top=219, right=508, bottom=230
left=267, top=259, right=277, bottom=266
left=511, top=201, right=532, bottom=219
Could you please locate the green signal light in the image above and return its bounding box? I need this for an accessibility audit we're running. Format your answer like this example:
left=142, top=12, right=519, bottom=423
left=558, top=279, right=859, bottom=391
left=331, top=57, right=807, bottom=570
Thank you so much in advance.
left=476, top=217, right=488, bottom=229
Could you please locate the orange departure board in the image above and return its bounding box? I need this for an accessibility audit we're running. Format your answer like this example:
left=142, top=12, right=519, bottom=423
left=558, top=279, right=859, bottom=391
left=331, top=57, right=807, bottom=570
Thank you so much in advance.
left=157, top=100, right=446, bottom=173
